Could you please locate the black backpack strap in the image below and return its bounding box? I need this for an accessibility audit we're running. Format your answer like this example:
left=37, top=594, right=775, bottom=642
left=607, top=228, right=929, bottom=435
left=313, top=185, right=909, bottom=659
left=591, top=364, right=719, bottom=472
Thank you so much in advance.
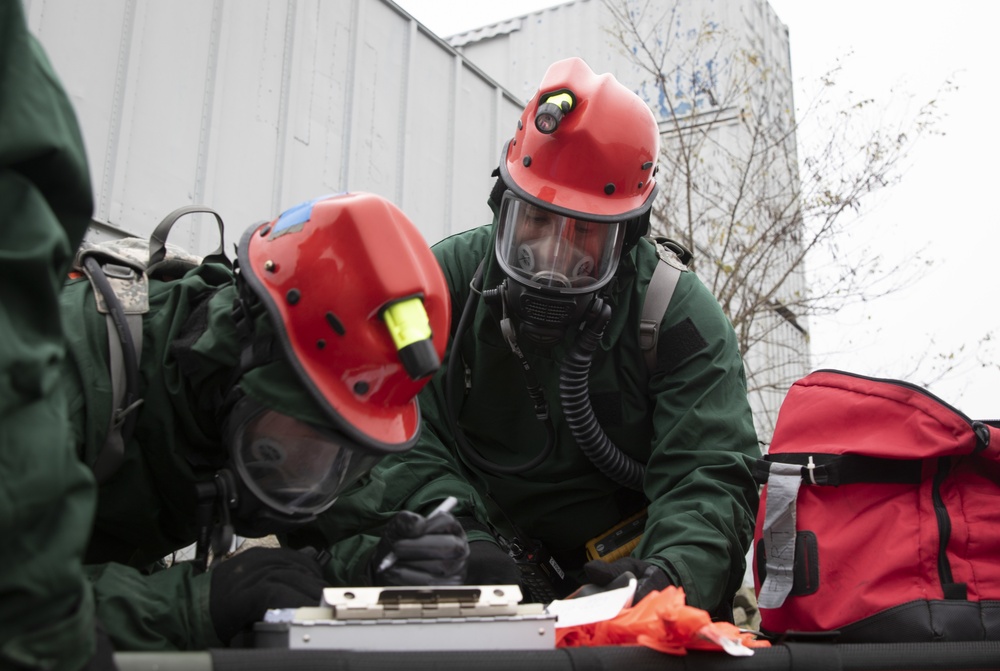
left=754, top=453, right=924, bottom=486
left=81, top=256, right=144, bottom=484
left=148, top=205, right=231, bottom=274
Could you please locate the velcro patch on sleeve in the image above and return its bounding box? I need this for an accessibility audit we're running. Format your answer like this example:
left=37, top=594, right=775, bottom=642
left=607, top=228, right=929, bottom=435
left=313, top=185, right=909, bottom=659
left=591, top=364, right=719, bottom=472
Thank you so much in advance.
left=656, top=317, right=708, bottom=373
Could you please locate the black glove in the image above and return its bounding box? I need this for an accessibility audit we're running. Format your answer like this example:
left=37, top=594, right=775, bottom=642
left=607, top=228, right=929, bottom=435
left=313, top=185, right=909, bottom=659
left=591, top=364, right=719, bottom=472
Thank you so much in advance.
left=466, top=540, right=521, bottom=585
left=371, top=510, right=469, bottom=586
left=209, top=547, right=327, bottom=645
left=583, top=556, right=672, bottom=603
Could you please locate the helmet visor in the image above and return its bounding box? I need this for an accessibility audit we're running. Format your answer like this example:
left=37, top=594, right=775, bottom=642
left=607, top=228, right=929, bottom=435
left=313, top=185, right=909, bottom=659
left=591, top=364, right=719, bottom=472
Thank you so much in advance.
left=495, top=193, right=624, bottom=294
left=228, top=397, right=381, bottom=517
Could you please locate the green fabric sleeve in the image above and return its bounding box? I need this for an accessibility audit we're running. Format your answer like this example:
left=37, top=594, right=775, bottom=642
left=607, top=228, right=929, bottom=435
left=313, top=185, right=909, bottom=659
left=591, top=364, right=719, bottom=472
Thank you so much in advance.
left=633, top=271, right=760, bottom=611
left=0, top=3, right=99, bottom=669
left=85, top=562, right=223, bottom=651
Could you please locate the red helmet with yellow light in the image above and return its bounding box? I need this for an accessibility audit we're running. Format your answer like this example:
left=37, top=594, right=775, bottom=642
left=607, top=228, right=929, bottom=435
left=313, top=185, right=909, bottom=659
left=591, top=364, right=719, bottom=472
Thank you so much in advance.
left=238, top=192, right=449, bottom=451
left=216, top=192, right=449, bottom=536
left=492, top=57, right=660, bottom=346
left=501, top=56, right=659, bottom=225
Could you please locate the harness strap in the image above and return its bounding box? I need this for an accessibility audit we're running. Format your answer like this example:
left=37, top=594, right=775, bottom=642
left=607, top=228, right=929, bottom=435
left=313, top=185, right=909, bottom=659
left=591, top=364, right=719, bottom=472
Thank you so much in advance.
left=639, top=240, right=686, bottom=372
left=83, top=257, right=144, bottom=483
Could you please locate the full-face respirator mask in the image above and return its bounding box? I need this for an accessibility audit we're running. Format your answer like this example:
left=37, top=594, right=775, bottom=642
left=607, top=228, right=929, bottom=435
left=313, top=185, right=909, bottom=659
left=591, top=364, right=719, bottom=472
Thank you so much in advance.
left=215, top=393, right=383, bottom=538
left=493, top=192, right=625, bottom=346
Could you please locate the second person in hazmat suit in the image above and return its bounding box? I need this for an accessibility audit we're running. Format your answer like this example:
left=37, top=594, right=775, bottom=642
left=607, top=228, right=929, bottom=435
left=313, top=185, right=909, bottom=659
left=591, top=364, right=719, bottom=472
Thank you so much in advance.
left=293, top=58, right=761, bottom=619
left=63, top=192, right=467, bottom=652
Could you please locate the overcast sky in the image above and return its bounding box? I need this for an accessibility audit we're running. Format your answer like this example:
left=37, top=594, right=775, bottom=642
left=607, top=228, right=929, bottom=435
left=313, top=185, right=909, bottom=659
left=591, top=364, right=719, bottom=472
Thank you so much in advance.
left=394, top=0, right=1000, bottom=417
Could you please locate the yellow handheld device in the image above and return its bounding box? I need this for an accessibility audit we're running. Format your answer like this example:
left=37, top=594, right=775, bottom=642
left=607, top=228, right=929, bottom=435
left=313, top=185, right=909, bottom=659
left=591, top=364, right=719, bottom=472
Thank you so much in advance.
left=585, top=508, right=648, bottom=563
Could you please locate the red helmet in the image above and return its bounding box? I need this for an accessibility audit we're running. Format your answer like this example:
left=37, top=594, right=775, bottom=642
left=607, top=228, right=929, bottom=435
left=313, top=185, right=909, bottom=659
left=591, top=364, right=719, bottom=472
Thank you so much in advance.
left=501, top=57, right=659, bottom=222
left=237, top=192, right=449, bottom=452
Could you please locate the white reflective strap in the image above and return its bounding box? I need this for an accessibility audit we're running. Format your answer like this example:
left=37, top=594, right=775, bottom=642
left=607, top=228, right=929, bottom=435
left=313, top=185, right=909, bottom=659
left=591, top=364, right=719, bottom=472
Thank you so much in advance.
left=757, top=462, right=803, bottom=609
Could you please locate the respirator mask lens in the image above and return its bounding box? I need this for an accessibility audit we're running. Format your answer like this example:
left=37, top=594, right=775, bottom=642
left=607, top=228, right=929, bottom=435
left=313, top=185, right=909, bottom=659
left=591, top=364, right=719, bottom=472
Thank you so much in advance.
left=495, top=193, right=623, bottom=294
left=228, top=398, right=381, bottom=517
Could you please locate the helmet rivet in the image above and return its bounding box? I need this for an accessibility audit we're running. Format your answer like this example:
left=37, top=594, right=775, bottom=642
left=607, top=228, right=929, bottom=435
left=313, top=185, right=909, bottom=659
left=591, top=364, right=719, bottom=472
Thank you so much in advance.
left=286, top=288, right=301, bottom=305
left=638, top=181, right=644, bottom=189
left=523, top=156, right=532, bottom=167
left=317, top=339, right=326, bottom=349
left=604, top=183, right=616, bottom=195
left=353, top=381, right=370, bottom=395
left=263, top=260, right=276, bottom=272
left=326, top=312, right=346, bottom=335
left=517, top=119, right=523, bottom=130
left=259, top=224, right=271, bottom=237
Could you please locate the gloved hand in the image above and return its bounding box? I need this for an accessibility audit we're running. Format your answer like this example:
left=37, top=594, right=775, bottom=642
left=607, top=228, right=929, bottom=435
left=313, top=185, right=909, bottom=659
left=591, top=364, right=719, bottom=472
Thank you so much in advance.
left=466, top=540, right=521, bottom=585
left=209, top=547, right=327, bottom=645
left=583, top=556, right=672, bottom=603
left=371, top=509, right=469, bottom=586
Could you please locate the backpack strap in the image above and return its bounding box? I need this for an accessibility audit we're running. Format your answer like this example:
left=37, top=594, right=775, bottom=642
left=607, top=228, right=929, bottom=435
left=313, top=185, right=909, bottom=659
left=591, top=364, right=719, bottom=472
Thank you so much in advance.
left=78, top=252, right=146, bottom=484
left=639, top=238, right=690, bottom=372
left=149, top=205, right=231, bottom=275
left=754, top=453, right=924, bottom=486
left=75, top=205, right=229, bottom=483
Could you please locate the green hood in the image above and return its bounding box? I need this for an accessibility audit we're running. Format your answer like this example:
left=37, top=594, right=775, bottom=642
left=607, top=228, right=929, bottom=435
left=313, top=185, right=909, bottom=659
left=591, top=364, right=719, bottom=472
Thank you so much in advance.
left=180, top=282, right=331, bottom=430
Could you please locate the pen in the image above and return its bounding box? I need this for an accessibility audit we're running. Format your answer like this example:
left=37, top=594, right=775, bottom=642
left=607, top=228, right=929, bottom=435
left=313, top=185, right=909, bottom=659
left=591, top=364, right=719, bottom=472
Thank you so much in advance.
left=377, top=496, right=459, bottom=573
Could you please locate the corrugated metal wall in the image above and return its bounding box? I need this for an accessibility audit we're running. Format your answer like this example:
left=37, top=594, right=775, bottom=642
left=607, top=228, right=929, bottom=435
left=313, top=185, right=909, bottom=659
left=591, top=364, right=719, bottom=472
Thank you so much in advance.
left=25, top=0, right=524, bottom=255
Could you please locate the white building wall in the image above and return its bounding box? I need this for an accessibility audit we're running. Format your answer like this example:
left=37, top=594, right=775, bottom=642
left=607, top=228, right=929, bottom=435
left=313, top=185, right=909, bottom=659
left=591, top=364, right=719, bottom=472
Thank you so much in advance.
left=26, top=0, right=523, bottom=256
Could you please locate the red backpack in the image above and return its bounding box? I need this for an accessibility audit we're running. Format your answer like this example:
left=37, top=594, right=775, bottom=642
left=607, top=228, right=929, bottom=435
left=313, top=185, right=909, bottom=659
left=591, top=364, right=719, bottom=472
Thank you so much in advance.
left=752, top=369, right=1000, bottom=642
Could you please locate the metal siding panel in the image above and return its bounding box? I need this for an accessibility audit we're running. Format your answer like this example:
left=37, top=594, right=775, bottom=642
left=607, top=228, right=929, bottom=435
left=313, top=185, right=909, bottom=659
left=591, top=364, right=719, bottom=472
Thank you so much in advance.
left=201, top=1, right=289, bottom=253
left=110, top=2, right=214, bottom=240
left=450, top=62, right=512, bottom=235
left=28, top=0, right=525, bottom=254
left=25, top=0, right=130, bottom=232
left=401, top=39, right=458, bottom=243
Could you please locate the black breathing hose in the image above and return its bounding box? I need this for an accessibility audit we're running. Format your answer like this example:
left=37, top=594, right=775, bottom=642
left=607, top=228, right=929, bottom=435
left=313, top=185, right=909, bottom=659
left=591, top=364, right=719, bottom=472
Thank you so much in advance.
left=559, top=300, right=646, bottom=491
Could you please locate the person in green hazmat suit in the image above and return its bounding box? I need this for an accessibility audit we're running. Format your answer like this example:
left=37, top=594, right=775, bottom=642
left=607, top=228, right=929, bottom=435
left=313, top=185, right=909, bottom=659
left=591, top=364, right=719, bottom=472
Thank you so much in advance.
left=288, top=57, right=761, bottom=619
left=4, top=5, right=467, bottom=664
left=57, top=190, right=469, bottom=656
left=2, top=26, right=470, bottom=658
left=0, top=2, right=113, bottom=668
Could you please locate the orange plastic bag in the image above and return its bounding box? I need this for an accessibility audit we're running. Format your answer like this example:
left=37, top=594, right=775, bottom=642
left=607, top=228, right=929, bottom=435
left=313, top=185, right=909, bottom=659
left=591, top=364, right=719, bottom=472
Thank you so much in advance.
left=555, top=586, right=770, bottom=655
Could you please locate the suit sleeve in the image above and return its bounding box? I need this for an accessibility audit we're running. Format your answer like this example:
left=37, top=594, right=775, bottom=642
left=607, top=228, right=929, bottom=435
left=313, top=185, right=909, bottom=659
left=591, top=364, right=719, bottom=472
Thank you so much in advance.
left=84, top=563, right=223, bottom=651
left=634, top=271, right=760, bottom=612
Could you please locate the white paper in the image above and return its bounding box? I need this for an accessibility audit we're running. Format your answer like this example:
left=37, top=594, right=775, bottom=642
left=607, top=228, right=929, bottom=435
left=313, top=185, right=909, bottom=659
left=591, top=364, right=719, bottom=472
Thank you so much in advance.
left=545, top=578, right=637, bottom=628
left=696, top=624, right=755, bottom=657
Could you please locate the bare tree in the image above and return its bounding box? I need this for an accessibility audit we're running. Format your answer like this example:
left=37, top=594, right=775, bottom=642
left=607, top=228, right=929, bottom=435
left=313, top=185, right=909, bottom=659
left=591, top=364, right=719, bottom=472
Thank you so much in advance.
left=603, top=0, right=955, bottom=439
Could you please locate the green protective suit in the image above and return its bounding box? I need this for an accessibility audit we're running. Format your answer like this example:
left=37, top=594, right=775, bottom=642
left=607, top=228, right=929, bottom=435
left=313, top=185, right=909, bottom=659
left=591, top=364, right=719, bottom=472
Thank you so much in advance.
left=295, top=213, right=761, bottom=613
left=61, top=267, right=233, bottom=652
left=0, top=3, right=99, bottom=669
left=59, top=262, right=346, bottom=652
